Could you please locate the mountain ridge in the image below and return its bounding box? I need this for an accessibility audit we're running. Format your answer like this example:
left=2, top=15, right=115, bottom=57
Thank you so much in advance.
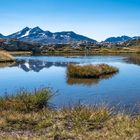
left=6, top=27, right=97, bottom=44
left=0, top=27, right=140, bottom=44
left=104, top=35, right=140, bottom=43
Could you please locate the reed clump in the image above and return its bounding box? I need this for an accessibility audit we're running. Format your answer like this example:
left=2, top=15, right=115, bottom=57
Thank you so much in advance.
left=0, top=88, right=53, bottom=112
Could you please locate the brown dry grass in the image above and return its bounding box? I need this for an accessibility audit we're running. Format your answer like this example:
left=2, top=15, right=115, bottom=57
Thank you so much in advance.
left=0, top=51, right=15, bottom=62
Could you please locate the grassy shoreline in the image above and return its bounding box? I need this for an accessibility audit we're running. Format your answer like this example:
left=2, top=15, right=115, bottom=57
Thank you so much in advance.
left=46, top=47, right=140, bottom=55
left=0, top=51, right=15, bottom=62
left=6, top=46, right=140, bottom=56
left=0, top=88, right=140, bottom=140
left=9, top=51, right=32, bottom=56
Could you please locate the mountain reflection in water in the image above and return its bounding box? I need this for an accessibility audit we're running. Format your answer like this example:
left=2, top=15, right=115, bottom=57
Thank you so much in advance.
left=11, top=60, right=77, bottom=72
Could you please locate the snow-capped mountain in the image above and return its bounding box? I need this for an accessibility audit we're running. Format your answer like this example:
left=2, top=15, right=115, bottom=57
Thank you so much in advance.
left=7, top=26, right=97, bottom=44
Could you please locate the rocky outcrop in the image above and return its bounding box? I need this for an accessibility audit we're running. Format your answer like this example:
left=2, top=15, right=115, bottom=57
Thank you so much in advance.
left=0, top=38, right=42, bottom=53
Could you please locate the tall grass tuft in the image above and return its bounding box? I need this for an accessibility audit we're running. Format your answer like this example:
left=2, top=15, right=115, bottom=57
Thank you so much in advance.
left=62, top=105, right=111, bottom=132
left=0, top=88, right=53, bottom=112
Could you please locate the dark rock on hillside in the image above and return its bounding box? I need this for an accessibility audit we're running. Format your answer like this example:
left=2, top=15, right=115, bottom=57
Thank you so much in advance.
left=0, top=38, right=42, bottom=53
left=125, top=38, right=140, bottom=46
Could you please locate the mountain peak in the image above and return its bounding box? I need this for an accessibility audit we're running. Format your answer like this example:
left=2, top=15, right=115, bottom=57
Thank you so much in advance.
left=21, top=27, right=31, bottom=32
left=30, top=26, right=44, bottom=34
left=33, top=26, right=41, bottom=29
left=23, top=26, right=30, bottom=30
left=32, top=26, right=43, bottom=31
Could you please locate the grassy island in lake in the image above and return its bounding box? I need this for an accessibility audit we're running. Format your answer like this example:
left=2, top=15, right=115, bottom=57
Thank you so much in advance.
left=67, top=64, right=119, bottom=78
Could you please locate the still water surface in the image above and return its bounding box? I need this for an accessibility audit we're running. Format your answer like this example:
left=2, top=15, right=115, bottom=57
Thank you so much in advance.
left=0, top=55, right=140, bottom=111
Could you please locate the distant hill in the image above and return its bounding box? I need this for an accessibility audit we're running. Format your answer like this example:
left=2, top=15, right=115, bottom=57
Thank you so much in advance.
left=6, top=26, right=97, bottom=44
left=104, top=36, right=132, bottom=43
left=104, top=35, right=140, bottom=43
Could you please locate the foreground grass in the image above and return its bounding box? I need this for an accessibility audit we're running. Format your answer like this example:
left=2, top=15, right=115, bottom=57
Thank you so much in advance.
left=0, top=51, right=15, bottom=62
left=67, top=64, right=119, bottom=78
left=0, top=88, right=52, bottom=112
left=0, top=89, right=140, bottom=140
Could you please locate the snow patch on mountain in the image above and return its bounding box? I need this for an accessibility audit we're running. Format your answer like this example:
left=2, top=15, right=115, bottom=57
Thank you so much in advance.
left=18, top=29, right=31, bottom=38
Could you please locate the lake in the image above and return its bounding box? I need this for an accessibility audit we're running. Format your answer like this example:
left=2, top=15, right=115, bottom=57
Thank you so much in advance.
left=0, top=54, right=140, bottom=112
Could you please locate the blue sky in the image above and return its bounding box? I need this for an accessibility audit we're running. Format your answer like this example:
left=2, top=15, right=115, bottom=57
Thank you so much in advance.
left=0, top=0, right=140, bottom=41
